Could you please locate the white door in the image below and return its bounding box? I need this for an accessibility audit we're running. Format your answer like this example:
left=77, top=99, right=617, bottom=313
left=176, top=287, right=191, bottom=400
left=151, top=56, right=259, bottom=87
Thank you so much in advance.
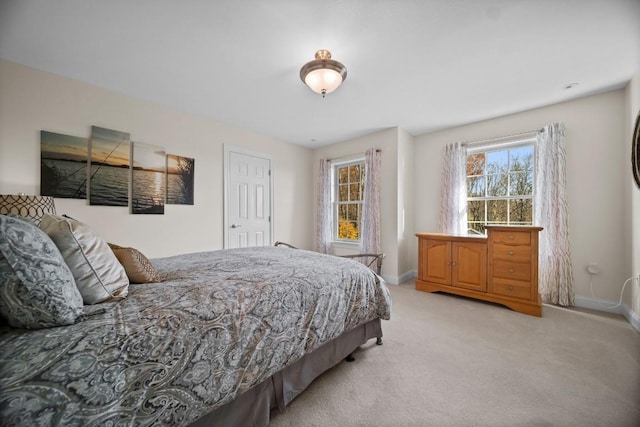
left=224, top=146, right=272, bottom=248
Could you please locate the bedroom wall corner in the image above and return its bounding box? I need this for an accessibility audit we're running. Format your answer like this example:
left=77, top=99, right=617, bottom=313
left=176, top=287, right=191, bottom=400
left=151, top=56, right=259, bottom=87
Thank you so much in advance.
left=397, top=127, right=415, bottom=283
left=0, top=59, right=314, bottom=258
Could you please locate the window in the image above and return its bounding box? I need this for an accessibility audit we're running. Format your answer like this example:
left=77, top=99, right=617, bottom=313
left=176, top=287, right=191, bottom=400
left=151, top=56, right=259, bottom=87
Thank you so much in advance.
left=466, top=142, right=535, bottom=234
left=333, top=160, right=366, bottom=242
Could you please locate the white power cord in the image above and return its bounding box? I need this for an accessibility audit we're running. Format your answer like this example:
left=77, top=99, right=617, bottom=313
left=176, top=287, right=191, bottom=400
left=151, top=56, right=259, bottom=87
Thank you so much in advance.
left=589, top=275, right=638, bottom=310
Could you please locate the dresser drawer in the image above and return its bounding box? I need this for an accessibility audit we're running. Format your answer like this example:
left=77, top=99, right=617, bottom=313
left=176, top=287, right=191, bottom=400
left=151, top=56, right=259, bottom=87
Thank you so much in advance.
left=492, top=278, right=532, bottom=299
left=492, top=260, right=531, bottom=281
left=491, top=231, right=530, bottom=245
left=493, top=244, right=531, bottom=263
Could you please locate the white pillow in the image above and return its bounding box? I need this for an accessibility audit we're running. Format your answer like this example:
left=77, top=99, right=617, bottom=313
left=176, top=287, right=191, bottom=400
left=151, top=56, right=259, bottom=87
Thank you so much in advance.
left=39, top=214, right=129, bottom=304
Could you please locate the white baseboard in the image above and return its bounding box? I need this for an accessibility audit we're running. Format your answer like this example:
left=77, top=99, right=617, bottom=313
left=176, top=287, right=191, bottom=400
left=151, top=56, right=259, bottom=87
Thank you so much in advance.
left=382, top=270, right=417, bottom=286
left=624, top=307, right=640, bottom=333
left=574, top=295, right=640, bottom=334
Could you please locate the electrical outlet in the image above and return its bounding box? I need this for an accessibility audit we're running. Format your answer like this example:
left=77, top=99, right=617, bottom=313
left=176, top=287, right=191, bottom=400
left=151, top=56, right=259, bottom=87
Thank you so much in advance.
left=586, top=262, right=600, bottom=275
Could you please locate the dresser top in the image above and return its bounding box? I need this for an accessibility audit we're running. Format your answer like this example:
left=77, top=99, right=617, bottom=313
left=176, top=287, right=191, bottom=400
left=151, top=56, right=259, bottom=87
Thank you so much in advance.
left=416, top=226, right=543, bottom=242
left=484, top=225, right=543, bottom=232
left=415, top=232, right=487, bottom=242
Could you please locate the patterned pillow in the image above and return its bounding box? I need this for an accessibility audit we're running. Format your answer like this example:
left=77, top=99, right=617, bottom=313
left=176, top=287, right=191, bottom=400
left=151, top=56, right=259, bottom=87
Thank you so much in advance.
left=108, top=243, right=161, bottom=284
left=39, top=214, right=129, bottom=304
left=0, top=215, right=83, bottom=329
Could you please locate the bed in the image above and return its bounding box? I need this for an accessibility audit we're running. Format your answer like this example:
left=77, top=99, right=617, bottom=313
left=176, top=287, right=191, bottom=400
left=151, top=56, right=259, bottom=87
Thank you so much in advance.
left=0, top=221, right=392, bottom=427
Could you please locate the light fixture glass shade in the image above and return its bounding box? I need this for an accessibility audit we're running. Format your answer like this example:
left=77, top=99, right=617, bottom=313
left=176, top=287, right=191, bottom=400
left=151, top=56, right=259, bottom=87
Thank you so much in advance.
left=300, top=49, right=347, bottom=96
left=0, top=194, right=56, bottom=224
left=304, top=68, right=343, bottom=95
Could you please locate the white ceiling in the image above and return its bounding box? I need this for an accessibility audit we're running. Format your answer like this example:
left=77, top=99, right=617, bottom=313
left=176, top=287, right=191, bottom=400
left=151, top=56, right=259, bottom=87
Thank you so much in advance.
left=1, top=0, right=639, bottom=148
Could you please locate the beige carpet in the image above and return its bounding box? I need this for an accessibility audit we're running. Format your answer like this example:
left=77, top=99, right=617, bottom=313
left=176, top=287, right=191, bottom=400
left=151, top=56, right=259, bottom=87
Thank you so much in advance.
left=270, top=281, right=640, bottom=427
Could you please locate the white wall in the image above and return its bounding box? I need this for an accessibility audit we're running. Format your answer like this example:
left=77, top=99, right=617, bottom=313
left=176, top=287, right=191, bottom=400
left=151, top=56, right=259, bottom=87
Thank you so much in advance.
left=0, top=60, right=314, bottom=258
left=397, top=128, right=415, bottom=280
left=625, top=72, right=640, bottom=322
left=413, top=90, right=632, bottom=312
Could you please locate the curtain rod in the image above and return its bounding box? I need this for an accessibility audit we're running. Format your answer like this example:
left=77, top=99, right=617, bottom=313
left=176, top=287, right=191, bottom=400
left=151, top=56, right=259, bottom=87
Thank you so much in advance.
left=327, top=149, right=381, bottom=162
left=462, top=129, right=542, bottom=147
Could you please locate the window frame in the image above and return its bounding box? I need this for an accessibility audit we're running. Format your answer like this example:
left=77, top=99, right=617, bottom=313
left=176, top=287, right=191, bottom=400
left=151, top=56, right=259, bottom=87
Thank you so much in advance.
left=466, top=138, right=536, bottom=234
left=331, top=157, right=366, bottom=244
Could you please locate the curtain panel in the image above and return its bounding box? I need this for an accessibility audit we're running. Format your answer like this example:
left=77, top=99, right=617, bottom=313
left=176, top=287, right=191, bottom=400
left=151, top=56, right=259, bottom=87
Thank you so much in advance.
left=360, top=148, right=382, bottom=256
left=439, top=142, right=468, bottom=234
left=316, top=159, right=332, bottom=254
left=535, top=122, right=574, bottom=306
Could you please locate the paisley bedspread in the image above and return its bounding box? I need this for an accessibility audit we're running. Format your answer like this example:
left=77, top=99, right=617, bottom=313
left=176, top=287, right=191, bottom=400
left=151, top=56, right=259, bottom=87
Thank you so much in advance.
left=0, top=246, right=391, bottom=426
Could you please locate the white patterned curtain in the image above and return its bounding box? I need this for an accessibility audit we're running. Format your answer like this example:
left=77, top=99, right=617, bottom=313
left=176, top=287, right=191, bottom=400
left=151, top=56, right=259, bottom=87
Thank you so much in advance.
left=316, top=159, right=332, bottom=254
left=360, top=148, right=381, bottom=255
left=439, top=142, right=468, bottom=234
left=535, top=123, right=574, bottom=306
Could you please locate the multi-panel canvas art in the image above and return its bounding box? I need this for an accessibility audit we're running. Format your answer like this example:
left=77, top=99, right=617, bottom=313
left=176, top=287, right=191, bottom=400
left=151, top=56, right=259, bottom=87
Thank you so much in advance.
left=89, top=126, right=130, bottom=207
left=39, top=125, right=195, bottom=214
left=167, top=154, right=195, bottom=205
left=40, top=131, right=88, bottom=199
left=132, top=142, right=166, bottom=214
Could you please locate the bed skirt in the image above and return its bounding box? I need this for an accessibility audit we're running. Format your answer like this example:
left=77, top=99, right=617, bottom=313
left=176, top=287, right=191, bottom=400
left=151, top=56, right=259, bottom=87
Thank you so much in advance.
left=190, top=318, right=383, bottom=427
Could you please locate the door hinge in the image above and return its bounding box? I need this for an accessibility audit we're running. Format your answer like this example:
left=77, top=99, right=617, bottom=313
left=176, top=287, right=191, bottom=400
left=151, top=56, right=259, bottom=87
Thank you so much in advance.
left=268, top=216, right=271, bottom=222
left=268, top=170, right=271, bottom=176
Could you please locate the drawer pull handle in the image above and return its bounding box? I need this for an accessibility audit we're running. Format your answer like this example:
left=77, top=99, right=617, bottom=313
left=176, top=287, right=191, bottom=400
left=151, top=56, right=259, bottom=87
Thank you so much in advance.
left=508, top=285, right=514, bottom=291
left=508, top=235, right=514, bottom=240
left=508, top=250, right=514, bottom=256
left=508, top=268, right=514, bottom=273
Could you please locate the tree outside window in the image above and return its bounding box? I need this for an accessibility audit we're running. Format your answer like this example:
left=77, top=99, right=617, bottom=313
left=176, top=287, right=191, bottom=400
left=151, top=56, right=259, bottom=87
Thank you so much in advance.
left=467, top=145, right=534, bottom=234
left=334, top=161, right=366, bottom=241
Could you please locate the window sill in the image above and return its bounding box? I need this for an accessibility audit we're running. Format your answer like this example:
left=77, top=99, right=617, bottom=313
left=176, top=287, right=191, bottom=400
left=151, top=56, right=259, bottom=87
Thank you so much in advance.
left=332, top=241, right=360, bottom=250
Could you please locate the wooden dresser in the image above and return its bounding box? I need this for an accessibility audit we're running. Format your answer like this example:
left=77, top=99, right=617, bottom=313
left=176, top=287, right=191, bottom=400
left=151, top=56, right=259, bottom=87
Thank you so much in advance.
left=416, top=226, right=543, bottom=316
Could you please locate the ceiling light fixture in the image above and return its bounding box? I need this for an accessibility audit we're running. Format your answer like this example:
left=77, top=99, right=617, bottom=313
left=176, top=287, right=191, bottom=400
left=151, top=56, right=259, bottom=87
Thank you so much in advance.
left=300, top=49, right=347, bottom=97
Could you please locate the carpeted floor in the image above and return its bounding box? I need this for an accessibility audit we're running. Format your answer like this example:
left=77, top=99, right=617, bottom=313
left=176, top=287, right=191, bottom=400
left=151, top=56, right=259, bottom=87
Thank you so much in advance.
left=270, top=281, right=640, bottom=427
